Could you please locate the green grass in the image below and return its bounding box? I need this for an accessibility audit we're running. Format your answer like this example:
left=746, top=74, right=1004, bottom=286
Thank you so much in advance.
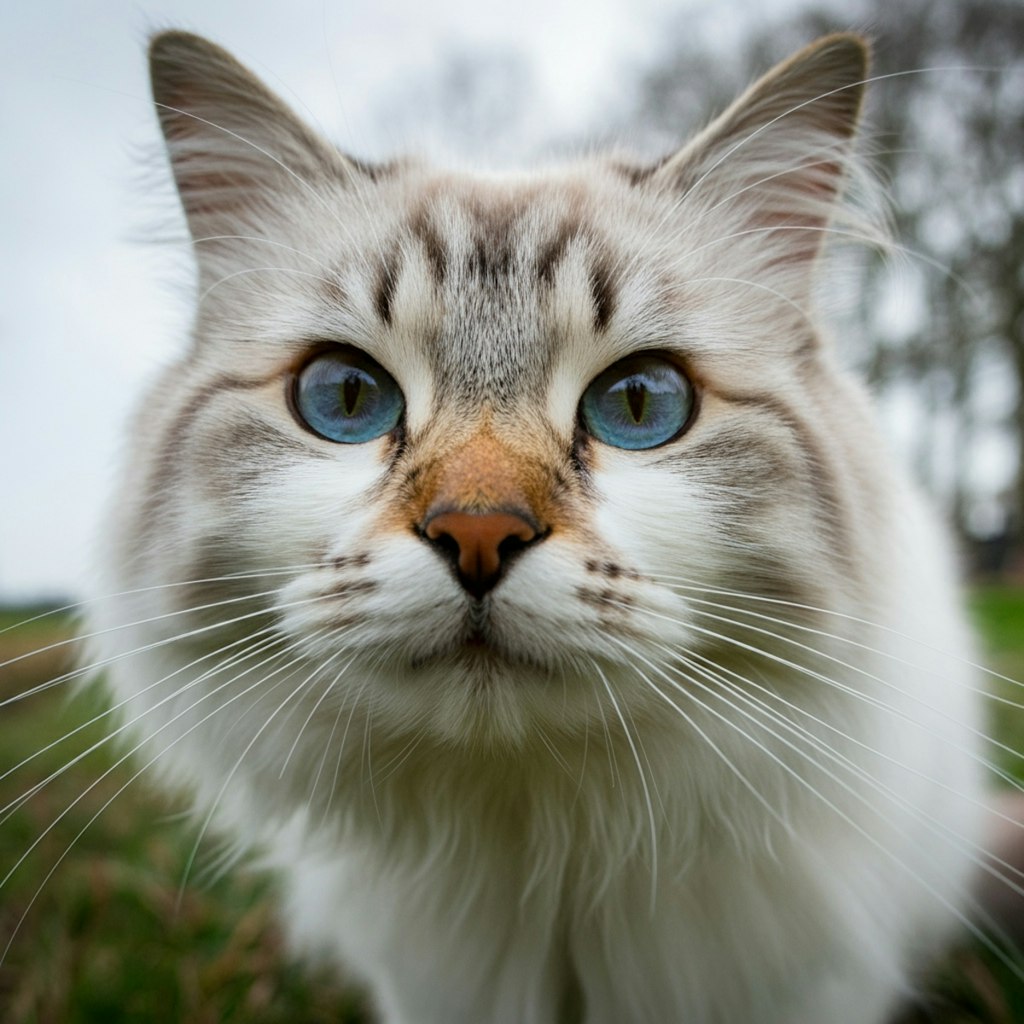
left=0, top=611, right=365, bottom=1023
left=1, top=592, right=1024, bottom=1021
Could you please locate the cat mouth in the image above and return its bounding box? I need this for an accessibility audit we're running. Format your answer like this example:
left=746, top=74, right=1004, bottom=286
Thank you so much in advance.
left=408, top=617, right=550, bottom=674
left=409, top=626, right=501, bottom=668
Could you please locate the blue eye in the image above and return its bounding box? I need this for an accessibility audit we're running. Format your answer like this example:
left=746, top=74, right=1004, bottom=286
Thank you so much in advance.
left=293, top=348, right=404, bottom=443
left=580, top=355, right=694, bottom=450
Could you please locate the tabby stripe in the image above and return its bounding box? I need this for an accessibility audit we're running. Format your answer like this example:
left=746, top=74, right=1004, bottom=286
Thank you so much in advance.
left=588, top=257, right=616, bottom=331
left=345, top=155, right=396, bottom=184
left=374, top=247, right=402, bottom=326
left=713, top=390, right=854, bottom=571
left=535, top=220, right=581, bottom=287
left=535, top=220, right=617, bottom=331
left=140, top=373, right=285, bottom=533
left=409, top=209, right=449, bottom=286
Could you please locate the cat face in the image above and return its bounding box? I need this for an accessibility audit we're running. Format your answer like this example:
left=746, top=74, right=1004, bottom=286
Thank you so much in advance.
left=94, top=33, right=890, bottom=761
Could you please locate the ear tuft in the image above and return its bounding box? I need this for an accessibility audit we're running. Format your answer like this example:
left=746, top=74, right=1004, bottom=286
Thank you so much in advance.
left=649, top=34, right=873, bottom=271
left=149, top=31, right=357, bottom=235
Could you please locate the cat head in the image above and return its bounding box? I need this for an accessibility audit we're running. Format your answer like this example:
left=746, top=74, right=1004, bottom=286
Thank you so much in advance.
left=97, top=32, right=891, bottom=762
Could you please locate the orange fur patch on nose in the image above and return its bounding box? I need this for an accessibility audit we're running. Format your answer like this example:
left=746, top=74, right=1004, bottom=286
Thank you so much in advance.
left=431, top=433, right=534, bottom=513
left=394, top=424, right=566, bottom=539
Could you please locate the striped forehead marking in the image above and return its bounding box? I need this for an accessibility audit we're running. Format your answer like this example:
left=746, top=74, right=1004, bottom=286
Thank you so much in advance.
left=363, top=193, right=619, bottom=340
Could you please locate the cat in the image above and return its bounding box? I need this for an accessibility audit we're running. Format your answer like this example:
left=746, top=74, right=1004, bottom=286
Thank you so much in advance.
left=76, top=28, right=1003, bottom=1023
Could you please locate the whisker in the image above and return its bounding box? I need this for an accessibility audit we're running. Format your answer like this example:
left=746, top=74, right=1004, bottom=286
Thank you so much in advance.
left=674, top=642, right=1024, bottom=837
left=591, top=658, right=659, bottom=913
left=672, top=642, right=1024, bottom=875
left=607, top=635, right=1024, bottom=985
left=279, top=650, right=360, bottom=780
left=678, top=592, right=1024, bottom=712
left=176, top=629, right=344, bottom=906
left=320, top=674, right=374, bottom=828
left=0, top=590, right=334, bottom=709
left=653, top=572, right=1024, bottom=694
left=0, top=581, right=293, bottom=676
left=0, top=559, right=330, bottom=639
left=371, top=730, right=429, bottom=785
left=684, top=652, right=1024, bottom=912
left=0, top=623, right=284, bottom=804
left=0, top=632, right=314, bottom=960
left=608, top=592, right=1024, bottom=797
left=678, top=603, right=1024, bottom=785
left=0, top=625, right=313, bottom=830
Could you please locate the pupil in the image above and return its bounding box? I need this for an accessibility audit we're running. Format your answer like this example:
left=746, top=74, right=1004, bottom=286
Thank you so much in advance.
left=625, top=380, right=647, bottom=424
left=342, top=374, right=363, bottom=416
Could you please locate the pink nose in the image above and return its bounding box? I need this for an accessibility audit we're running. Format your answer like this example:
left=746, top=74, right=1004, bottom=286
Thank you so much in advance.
left=423, top=510, right=540, bottom=598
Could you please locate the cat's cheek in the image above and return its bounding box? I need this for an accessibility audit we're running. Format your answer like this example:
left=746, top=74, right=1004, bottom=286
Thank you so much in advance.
left=230, top=450, right=391, bottom=559
left=588, top=462, right=721, bottom=581
left=271, top=541, right=465, bottom=660
left=493, top=540, right=695, bottom=659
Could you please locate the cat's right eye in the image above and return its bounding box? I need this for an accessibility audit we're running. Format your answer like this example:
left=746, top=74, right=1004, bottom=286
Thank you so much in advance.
left=291, top=348, right=404, bottom=443
left=579, top=354, right=695, bottom=450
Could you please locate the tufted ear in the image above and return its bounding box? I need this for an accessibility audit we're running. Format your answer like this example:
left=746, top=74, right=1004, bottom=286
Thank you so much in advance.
left=149, top=31, right=368, bottom=239
left=648, top=34, right=870, bottom=270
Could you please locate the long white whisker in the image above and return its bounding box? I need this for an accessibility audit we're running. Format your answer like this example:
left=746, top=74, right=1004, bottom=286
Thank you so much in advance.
left=0, top=582, right=292, bottom=677
left=0, top=630, right=323, bottom=960
left=591, top=659, right=659, bottom=914
left=0, top=625, right=318, bottom=832
left=701, top=656, right=1024, bottom=918
left=607, top=635, right=1024, bottom=984
left=0, top=623, right=285, bottom=806
left=677, top=590, right=1024, bottom=710
left=653, top=572, right=1024, bottom=694
left=279, top=650, right=360, bottom=781
left=675, top=642, right=1024, bottom=837
left=0, top=591, right=334, bottom=709
left=176, top=629, right=345, bottom=906
left=321, top=674, right=374, bottom=827
left=678, top=603, right=1024, bottom=784
left=0, top=560, right=330, bottom=639
left=609, top=593, right=1024, bottom=795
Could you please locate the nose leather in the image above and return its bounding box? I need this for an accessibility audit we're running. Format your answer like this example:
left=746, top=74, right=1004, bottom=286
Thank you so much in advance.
left=423, top=510, right=538, bottom=598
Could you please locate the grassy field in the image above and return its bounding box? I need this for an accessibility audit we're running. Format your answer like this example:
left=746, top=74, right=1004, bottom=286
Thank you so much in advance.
left=0, top=593, right=1023, bottom=1022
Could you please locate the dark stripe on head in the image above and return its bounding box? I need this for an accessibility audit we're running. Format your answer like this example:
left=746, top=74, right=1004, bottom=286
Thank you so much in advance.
left=464, top=196, right=524, bottom=284
left=374, top=247, right=402, bottom=326
left=588, top=258, right=616, bottom=331
left=613, top=157, right=669, bottom=187
left=409, top=208, right=448, bottom=286
left=468, top=234, right=514, bottom=283
left=536, top=220, right=581, bottom=287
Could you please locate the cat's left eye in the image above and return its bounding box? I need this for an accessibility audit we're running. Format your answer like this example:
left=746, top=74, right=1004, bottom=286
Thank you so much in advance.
left=580, top=354, right=695, bottom=450
left=292, top=348, right=404, bottom=444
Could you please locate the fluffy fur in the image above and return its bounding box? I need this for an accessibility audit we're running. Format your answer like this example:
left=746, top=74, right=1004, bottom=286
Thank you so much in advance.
left=89, top=31, right=986, bottom=1023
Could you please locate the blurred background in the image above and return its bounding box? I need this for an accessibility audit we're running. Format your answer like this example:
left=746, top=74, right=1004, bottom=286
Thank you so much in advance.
left=2, top=0, right=1022, bottom=601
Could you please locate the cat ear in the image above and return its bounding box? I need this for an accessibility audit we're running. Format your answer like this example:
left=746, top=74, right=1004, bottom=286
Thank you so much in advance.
left=648, top=34, right=870, bottom=270
left=149, top=31, right=367, bottom=237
